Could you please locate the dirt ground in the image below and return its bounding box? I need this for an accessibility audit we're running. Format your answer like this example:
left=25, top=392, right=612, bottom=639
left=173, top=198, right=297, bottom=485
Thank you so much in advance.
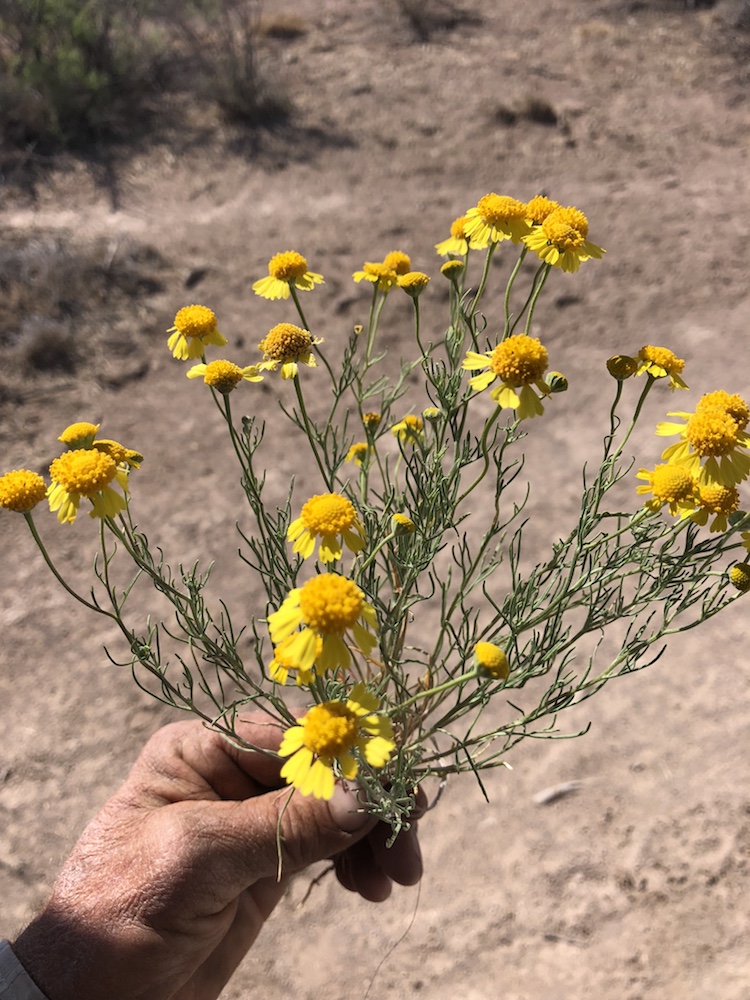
left=2, top=1, right=750, bottom=997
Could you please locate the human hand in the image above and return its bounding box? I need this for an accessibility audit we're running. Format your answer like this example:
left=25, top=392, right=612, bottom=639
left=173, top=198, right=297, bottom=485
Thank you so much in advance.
left=12, top=717, right=423, bottom=1000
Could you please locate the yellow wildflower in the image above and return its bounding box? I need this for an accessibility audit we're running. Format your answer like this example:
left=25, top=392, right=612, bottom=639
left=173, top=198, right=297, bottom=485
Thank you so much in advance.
left=462, top=334, right=550, bottom=420
left=688, top=481, right=740, bottom=532
left=398, top=271, right=431, bottom=298
left=58, top=422, right=100, bottom=449
left=435, top=216, right=470, bottom=256
left=0, top=470, right=48, bottom=512
left=635, top=464, right=698, bottom=516
left=730, top=563, right=750, bottom=592
left=352, top=261, right=400, bottom=293
left=657, top=402, right=750, bottom=486
left=636, top=346, right=688, bottom=391
left=187, top=359, right=263, bottom=394
left=288, top=492, right=365, bottom=564
left=278, top=683, right=395, bottom=800
left=252, top=250, right=324, bottom=300
left=268, top=633, right=318, bottom=687
left=523, top=205, right=604, bottom=272
left=391, top=414, right=425, bottom=445
left=257, top=323, right=322, bottom=379
left=463, top=194, right=531, bottom=248
left=346, top=442, right=371, bottom=466
left=167, top=305, right=227, bottom=360
left=474, top=641, right=509, bottom=680
left=267, top=573, right=378, bottom=674
left=47, top=449, right=129, bottom=524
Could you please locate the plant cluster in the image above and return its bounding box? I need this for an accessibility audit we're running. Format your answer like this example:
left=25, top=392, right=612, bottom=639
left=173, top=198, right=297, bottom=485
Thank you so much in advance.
left=3, top=191, right=750, bottom=838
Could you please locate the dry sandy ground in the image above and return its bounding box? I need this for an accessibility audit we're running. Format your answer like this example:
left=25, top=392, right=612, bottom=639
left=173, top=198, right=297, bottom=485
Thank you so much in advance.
left=2, top=1, right=750, bottom=997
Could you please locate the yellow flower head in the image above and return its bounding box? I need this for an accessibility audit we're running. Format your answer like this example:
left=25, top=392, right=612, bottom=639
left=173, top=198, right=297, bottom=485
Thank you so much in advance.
left=391, top=414, right=425, bottom=445
left=463, top=194, right=531, bottom=248
left=0, top=469, right=48, bottom=512
left=474, top=641, right=510, bottom=680
left=635, top=463, right=697, bottom=516
left=278, top=682, right=396, bottom=800
left=730, top=563, right=750, bottom=593
left=523, top=205, right=605, bottom=272
left=606, top=355, right=639, bottom=381
left=187, top=359, right=263, bottom=394
left=637, top=346, right=688, bottom=391
left=657, top=405, right=750, bottom=487
left=267, top=573, right=378, bottom=674
left=422, top=406, right=441, bottom=420
left=525, top=195, right=561, bottom=225
left=392, top=512, right=416, bottom=534
left=382, top=251, right=412, bottom=275
left=462, top=334, right=550, bottom=420
left=689, top=481, right=740, bottom=533
left=288, top=492, right=365, bottom=564
left=398, top=271, right=431, bottom=298
left=346, top=441, right=371, bottom=466
left=440, top=259, right=465, bottom=281
left=58, top=422, right=100, bottom=449
left=268, top=633, right=318, bottom=687
left=47, top=449, right=128, bottom=524
left=167, top=305, right=227, bottom=361
left=435, top=216, right=470, bottom=256
left=257, top=323, right=322, bottom=379
left=92, top=439, right=144, bottom=470
left=252, top=250, right=324, bottom=300
left=362, top=411, right=381, bottom=432
left=352, top=261, right=400, bottom=293
left=696, top=390, right=750, bottom=431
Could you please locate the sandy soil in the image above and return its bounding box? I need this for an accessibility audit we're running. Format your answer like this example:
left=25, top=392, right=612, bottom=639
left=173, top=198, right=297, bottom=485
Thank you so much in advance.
left=2, top=1, right=750, bottom=997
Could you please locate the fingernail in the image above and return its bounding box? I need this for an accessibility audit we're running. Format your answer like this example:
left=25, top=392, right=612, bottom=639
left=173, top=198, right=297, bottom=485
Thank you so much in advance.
left=328, top=783, right=372, bottom=833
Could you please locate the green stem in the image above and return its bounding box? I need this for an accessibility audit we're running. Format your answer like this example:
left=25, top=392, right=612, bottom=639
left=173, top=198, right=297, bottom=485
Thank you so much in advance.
left=457, top=406, right=502, bottom=504
left=502, top=247, right=527, bottom=339
left=523, top=263, right=551, bottom=333
left=468, top=244, right=496, bottom=319
left=394, top=666, right=480, bottom=714
left=294, top=376, right=332, bottom=489
left=23, top=512, right=117, bottom=619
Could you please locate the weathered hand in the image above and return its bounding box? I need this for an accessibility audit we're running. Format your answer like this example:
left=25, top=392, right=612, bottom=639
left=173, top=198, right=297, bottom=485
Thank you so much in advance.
left=13, top=717, right=423, bottom=1000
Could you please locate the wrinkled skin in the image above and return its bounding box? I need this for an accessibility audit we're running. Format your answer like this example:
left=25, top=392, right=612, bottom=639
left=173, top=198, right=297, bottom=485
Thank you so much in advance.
left=13, top=717, right=423, bottom=1000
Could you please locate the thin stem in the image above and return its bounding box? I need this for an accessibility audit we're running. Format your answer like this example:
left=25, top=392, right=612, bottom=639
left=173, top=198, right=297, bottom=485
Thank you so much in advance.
left=23, top=512, right=117, bottom=620
left=294, top=376, right=332, bottom=489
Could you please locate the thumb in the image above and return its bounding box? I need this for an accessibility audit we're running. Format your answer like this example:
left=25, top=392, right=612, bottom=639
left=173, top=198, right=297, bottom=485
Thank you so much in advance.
left=192, top=782, right=378, bottom=892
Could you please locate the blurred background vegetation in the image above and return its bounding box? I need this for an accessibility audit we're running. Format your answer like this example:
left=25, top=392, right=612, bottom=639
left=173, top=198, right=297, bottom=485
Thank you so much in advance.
left=0, top=0, right=305, bottom=154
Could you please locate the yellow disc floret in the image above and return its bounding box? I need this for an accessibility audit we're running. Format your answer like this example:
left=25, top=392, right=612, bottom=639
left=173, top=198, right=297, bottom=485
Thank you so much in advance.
left=58, top=422, right=100, bottom=448
left=300, top=493, right=358, bottom=536
left=0, top=469, right=48, bottom=512
left=475, top=641, right=510, bottom=680
left=489, top=334, right=549, bottom=385
left=167, top=305, right=227, bottom=360
left=301, top=701, right=359, bottom=758
left=698, top=481, right=739, bottom=515
left=257, top=323, right=320, bottom=378
left=268, top=250, right=310, bottom=281
left=298, top=574, right=365, bottom=635
left=172, top=305, right=219, bottom=340
left=697, top=391, right=750, bottom=430
left=382, top=251, right=412, bottom=275
left=398, top=271, right=431, bottom=297
left=730, top=563, right=750, bottom=593
left=464, top=193, right=531, bottom=247
left=685, top=408, right=741, bottom=457
left=49, top=449, right=118, bottom=496
left=525, top=195, right=561, bottom=225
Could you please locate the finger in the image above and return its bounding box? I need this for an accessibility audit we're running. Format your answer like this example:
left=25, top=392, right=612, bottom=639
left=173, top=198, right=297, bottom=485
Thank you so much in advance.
left=367, top=822, right=423, bottom=886
left=182, top=781, right=378, bottom=898
left=334, top=838, right=392, bottom=902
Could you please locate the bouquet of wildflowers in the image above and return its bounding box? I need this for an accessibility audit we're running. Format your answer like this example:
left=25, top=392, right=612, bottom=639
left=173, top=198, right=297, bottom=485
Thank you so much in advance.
left=3, top=192, right=750, bottom=838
